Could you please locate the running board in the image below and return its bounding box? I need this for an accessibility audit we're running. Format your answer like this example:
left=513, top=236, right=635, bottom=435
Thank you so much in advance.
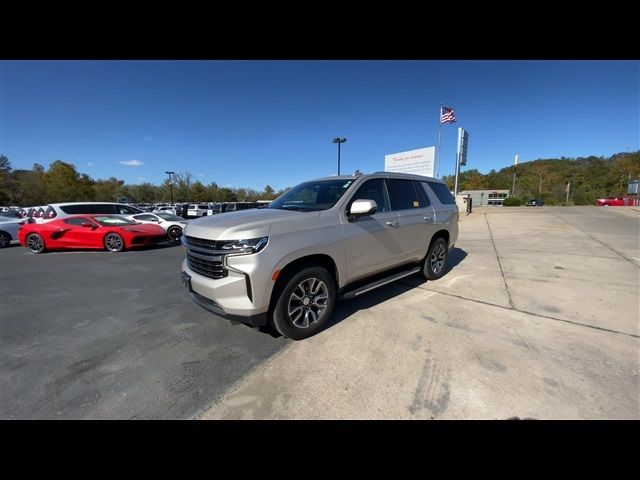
left=339, top=267, right=420, bottom=300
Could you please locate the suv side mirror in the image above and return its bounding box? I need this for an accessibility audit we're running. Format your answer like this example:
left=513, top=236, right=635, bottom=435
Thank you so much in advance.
left=349, top=199, right=377, bottom=221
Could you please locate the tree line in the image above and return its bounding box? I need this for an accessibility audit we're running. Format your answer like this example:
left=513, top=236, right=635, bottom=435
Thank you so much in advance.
left=0, top=157, right=286, bottom=206
left=1, top=151, right=638, bottom=207
left=442, top=151, right=639, bottom=205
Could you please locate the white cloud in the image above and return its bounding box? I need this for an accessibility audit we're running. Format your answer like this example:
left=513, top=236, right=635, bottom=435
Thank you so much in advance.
left=119, top=160, right=144, bottom=166
left=87, top=162, right=94, bottom=167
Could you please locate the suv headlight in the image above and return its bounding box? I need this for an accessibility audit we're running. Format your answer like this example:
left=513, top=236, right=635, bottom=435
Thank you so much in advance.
left=219, top=236, right=268, bottom=255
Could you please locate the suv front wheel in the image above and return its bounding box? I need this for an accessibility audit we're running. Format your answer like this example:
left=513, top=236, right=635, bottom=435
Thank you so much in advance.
left=421, top=237, right=449, bottom=280
left=272, top=266, right=336, bottom=340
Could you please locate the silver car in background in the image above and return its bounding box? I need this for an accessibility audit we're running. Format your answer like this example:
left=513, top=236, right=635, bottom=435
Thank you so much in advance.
left=0, top=212, right=25, bottom=248
left=125, top=212, right=189, bottom=241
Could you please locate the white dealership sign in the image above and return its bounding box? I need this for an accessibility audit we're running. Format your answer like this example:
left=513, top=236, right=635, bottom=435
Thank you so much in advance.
left=384, top=146, right=435, bottom=177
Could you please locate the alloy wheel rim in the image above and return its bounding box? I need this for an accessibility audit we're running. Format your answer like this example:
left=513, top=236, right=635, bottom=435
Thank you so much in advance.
left=27, top=235, right=43, bottom=252
left=169, top=227, right=181, bottom=240
left=430, top=243, right=446, bottom=274
left=287, top=277, right=329, bottom=329
left=106, top=234, right=123, bottom=251
left=0, top=234, right=8, bottom=248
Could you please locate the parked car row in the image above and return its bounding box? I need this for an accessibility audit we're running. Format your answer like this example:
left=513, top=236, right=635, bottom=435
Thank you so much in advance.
left=19, top=214, right=169, bottom=253
left=0, top=202, right=194, bottom=252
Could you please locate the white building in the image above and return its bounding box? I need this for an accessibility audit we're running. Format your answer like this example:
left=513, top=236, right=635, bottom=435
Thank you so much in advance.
left=458, top=189, right=510, bottom=207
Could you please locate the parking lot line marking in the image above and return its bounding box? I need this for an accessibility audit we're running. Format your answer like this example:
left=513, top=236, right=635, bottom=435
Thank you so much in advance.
left=401, top=281, right=640, bottom=340
left=484, top=213, right=515, bottom=309
left=550, top=212, right=640, bottom=269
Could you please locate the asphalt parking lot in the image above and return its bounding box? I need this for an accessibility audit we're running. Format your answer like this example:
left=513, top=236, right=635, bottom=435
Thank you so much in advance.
left=1, top=206, right=639, bottom=419
left=0, top=242, right=289, bottom=419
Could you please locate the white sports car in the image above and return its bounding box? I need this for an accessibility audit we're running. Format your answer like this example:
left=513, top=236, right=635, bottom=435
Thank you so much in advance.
left=125, top=212, right=188, bottom=241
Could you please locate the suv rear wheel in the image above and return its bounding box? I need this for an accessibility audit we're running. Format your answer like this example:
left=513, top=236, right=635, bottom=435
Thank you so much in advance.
left=420, top=237, right=448, bottom=280
left=272, top=266, right=336, bottom=340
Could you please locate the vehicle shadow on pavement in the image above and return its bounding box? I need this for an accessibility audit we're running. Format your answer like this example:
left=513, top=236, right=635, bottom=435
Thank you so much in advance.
left=323, top=248, right=468, bottom=333
left=260, top=248, right=468, bottom=339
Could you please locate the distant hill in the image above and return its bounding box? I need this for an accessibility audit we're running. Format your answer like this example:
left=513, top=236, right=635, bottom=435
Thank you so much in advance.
left=442, top=151, right=640, bottom=205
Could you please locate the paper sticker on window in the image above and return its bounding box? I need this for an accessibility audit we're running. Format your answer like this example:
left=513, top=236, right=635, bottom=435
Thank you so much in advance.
left=413, top=201, right=419, bottom=207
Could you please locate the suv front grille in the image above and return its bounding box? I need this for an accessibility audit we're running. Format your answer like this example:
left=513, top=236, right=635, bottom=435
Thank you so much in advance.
left=184, top=235, right=227, bottom=251
left=184, top=235, right=229, bottom=279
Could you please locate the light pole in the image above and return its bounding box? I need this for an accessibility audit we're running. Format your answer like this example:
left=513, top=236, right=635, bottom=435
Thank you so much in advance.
left=332, top=137, right=347, bottom=175
left=165, top=171, right=175, bottom=204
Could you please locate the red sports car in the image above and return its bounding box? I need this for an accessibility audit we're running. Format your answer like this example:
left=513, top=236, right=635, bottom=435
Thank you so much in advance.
left=18, top=214, right=168, bottom=253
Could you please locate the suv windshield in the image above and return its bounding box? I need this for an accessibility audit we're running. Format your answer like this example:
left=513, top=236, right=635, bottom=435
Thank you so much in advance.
left=93, top=215, right=137, bottom=226
left=269, top=179, right=354, bottom=212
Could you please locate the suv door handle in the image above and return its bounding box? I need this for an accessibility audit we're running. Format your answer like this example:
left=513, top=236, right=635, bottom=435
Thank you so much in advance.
left=385, top=220, right=398, bottom=227
left=424, top=215, right=434, bottom=222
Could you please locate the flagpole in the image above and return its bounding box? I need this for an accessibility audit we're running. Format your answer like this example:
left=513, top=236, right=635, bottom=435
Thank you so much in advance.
left=436, top=101, right=443, bottom=178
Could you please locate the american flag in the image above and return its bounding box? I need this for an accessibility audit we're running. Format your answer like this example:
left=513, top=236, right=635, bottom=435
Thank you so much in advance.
left=440, top=106, right=456, bottom=124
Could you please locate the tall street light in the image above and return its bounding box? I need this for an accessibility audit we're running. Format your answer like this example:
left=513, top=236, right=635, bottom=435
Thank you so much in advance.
left=332, top=137, right=347, bottom=175
left=165, top=171, right=175, bottom=204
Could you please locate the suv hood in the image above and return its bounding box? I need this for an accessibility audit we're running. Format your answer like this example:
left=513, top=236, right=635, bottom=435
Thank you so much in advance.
left=184, top=208, right=321, bottom=240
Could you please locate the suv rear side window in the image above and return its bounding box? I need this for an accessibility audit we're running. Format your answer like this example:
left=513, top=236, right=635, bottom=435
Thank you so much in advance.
left=423, top=182, right=456, bottom=205
left=386, top=179, right=427, bottom=210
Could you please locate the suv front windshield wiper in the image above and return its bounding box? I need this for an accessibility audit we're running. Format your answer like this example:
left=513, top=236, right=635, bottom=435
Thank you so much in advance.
left=278, top=205, right=313, bottom=212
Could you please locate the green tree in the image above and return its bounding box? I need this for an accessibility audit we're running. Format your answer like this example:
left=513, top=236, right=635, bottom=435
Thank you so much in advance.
left=190, top=181, right=207, bottom=202
left=45, top=160, right=93, bottom=203
left=0, top=155, right=13, bottom=204
left=93, top=177, right=125, bottom=202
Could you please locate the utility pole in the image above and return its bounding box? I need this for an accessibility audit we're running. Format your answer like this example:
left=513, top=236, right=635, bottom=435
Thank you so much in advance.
left=538, top=173, right=542, bottom=195
left=165, top=171, right=175, bottom=204
left=511, top=155, right=518, bottom=197
left=565, top=181, right=570, bottom=204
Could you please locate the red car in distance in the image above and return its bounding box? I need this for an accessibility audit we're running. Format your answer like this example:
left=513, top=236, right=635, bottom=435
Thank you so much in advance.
left=596, top=197, right=627, bottom=206
left=18, top=214, right=168, bottom=254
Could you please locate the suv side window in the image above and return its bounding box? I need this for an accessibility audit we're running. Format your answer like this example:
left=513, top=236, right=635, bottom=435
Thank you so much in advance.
left=92, top=204, right=117, bottom=214
left=60, top=204, right=87, bottom=214
left=386, top=179, right=426, bottom=211
left=347, top=178, right=389, bottom=213
left=424, top=182, right=455, bottom=205
left=116, top=205, right=140, bottom=214
left=413, top=180, right=431, bottom=207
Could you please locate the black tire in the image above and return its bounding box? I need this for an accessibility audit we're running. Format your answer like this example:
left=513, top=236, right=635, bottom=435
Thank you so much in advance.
left=104, top=233, right=125, bottom=252
left=0, top=231, right=10, bottom=249
left=271, top=266, right=336, bottom=340
left=420, top=236, right=449, bottom=280
left=26, top=233, right=46, bottom=254
left=167, top=226, right=182, bottom=241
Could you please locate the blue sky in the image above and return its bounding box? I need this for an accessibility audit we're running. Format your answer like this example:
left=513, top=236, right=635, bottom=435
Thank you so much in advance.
left=1, top=60, right=638, bottom=191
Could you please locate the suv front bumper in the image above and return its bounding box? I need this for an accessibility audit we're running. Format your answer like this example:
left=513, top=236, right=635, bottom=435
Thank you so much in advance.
left=180, top=268, right=269, bottom=327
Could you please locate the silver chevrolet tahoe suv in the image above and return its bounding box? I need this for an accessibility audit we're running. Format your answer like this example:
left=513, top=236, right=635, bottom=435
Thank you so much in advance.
left=180, top=172, right=458, bottom=340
